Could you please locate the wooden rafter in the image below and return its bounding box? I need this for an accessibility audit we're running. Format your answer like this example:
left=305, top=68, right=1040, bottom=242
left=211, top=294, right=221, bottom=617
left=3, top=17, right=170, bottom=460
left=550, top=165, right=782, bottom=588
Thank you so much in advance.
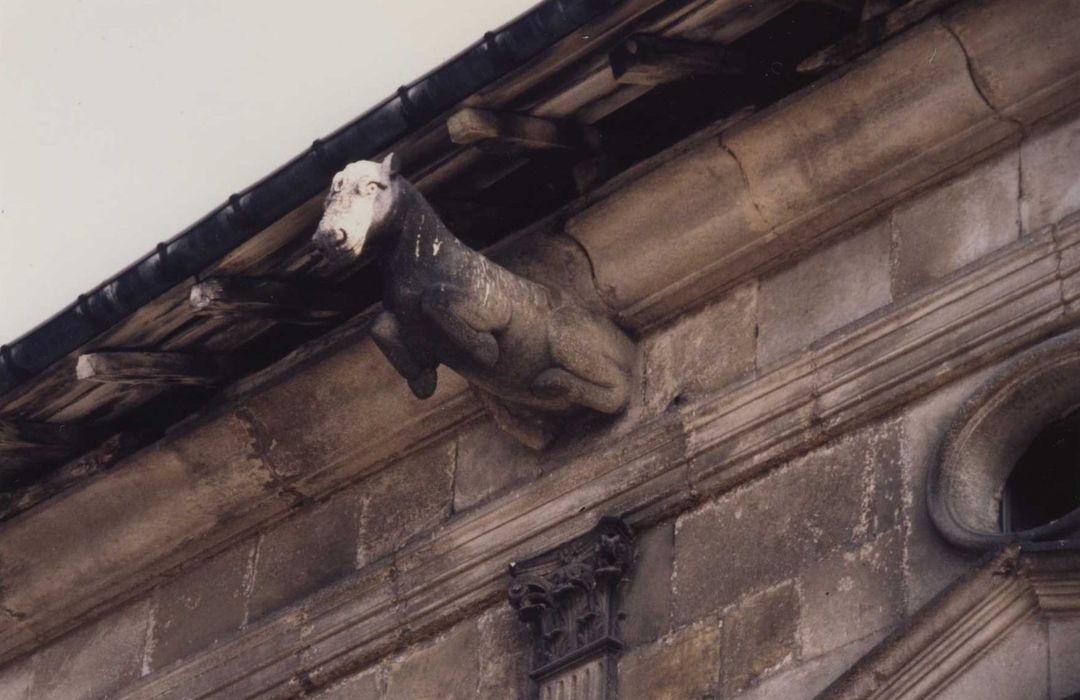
left=608, top=34, right=747, bottom=86
left=75, top=352, right=228, bottom=387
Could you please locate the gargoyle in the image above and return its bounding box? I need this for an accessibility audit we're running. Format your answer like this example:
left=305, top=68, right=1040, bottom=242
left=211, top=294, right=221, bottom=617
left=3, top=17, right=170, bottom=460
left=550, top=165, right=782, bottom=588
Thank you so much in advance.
left=312, top=155, right=635, bottom=449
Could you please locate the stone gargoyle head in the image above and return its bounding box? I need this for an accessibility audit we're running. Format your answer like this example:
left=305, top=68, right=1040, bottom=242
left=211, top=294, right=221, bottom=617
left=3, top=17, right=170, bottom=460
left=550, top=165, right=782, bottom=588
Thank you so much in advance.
left=312, top=153, right=401, bottom=262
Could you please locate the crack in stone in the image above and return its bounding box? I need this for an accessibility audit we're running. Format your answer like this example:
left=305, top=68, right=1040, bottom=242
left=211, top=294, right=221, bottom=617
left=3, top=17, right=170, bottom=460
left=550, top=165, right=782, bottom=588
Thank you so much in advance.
left=940, top=21, right=996, bottom=113
left=556, top=229, right=617, bottom=316
left=234, top=405, right=311, bottom=508
left=719, top=136, right=770, bottom=229
left=0, top=604, right=27, bottom=622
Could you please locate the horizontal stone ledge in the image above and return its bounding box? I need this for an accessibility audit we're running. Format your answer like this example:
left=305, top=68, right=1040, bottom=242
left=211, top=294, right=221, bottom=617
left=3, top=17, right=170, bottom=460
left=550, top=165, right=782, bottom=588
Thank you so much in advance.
left=119, top=220, right=1080, bottom=699
left=566, top=0, right=1080, bottom=327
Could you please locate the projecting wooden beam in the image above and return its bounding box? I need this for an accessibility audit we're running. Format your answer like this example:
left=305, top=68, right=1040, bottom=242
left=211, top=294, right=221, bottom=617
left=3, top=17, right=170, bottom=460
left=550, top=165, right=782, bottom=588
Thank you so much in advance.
left=798, top=0, right=954, bottom=73
left=76, top=352, right=227, bottom=386
left=0, top=419, right=92, bottom=476
left=0, top=420, right=88, bottom=454
left=446, top=108, right=602, bottom=155
left=190, top=277, right=350, bottom=325
left=609, top=34, right=747, bottom=86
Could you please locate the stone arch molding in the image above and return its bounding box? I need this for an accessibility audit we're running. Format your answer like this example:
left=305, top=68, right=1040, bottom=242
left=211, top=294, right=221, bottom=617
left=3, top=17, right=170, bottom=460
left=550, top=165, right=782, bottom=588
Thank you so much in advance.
left=929, top=329, right=1080, bottom=550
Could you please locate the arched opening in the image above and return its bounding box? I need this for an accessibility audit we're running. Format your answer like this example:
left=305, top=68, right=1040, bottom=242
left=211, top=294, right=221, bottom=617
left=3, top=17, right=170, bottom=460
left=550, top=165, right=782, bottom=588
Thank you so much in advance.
left=928, top=329, right=1080, bottom=550
left=1001, top=405, right=1080, bottom=533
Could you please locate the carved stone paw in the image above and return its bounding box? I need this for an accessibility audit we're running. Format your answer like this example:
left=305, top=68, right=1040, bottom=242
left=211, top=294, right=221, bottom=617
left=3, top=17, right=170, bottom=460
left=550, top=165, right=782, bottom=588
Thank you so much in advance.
left=530, top=368, right=572, bottom=400
left=472, top=333, right=500, bottom=369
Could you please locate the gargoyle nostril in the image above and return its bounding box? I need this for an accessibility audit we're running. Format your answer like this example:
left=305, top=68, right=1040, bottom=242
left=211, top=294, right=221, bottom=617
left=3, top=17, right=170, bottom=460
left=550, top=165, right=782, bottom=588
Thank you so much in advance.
left=313, top=227, right=347, bottom=250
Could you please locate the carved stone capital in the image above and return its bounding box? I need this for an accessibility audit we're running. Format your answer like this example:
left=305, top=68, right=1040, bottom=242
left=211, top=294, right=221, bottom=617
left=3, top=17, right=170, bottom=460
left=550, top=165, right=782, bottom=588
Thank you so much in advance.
left=508, top=516, right=635, bottom=695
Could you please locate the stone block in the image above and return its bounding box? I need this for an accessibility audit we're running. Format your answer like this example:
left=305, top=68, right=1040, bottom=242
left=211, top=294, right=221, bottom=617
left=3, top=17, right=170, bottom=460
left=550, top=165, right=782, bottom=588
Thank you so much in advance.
left=721, top=581, right=799, bottom=696
left=565, top=138, right=768, bottom=312
left=383, top=619, right=479, bottom=700
left=30, top=598, right=149, bottom=700
left=315, top=664, right=383, bottom=699
left=0, top=409, right=281, bottom=633
left=237, top=336, right=469, bottom=494
left=945, top=0, right=1080, bottom=122
left=0, top=657, right=32, bottom=700
left=1049, top=617, right=1080, bottom=699
left=1021, top=112, right=1080, bottom=233
left=673, top=419, right=902, bottom=624
left=150, top=539, right=255, bottom=671
left=757, top=221, right=892, bottom=368
left=617, top=619, right=721, bottom=700
left=797, top=530, right=903, bottom=659
left=735, top=631, right=883, bottom=700
left=936, top=617, right=1048, bottom=699
left=453, top=421, right=543, bottom=512
left=891, top=150, right=1020, bottom=298
left=357, top=440, right=455, bottom=568
left=477, top=603, right=531, bottom=699
left=724, top=22, right=996, bottom=232
left=900, top=375, right=991, bottom=612
left=641, top=282, right=757, bottom=417
left=248, top=495, right=360, bottom=623
left=620, top=521, right=675, bottom=647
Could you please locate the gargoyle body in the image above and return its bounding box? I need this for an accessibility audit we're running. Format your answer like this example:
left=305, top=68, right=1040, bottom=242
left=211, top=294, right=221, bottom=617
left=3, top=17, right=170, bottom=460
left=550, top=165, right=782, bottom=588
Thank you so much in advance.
left=313, top=156, right=635, bottom=448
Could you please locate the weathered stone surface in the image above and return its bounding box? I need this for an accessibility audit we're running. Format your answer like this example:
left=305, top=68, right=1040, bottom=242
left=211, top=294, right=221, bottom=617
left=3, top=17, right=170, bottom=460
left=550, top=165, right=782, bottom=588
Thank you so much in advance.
left=248, top=495, right=360, bottom=623
left=798, top=530, right=903, bottom=659
left=900, top=375, right=990, bottom=612
left=151, top=539, right=255, bottom=670
left=735, top=631, right=883, bottom=700
left=0, top=408, right=284, bottom=658
left=453, top=421, right=543, bottom=512
left=566, top=137, right=768, bottom=312
left=0, top=657, right=33, bottom=700
left=356, top=440, right=455, bottom=568
left=617, top=619, right=721, bottom=700
left=237, top=335, right=470, bottom=494
left=945, top=0, right=1080, bottom=122
left=935, top=617, right=1048, bottom=699
left=891, top=150, right=1020, bottom=297
left=314, top=664, right=383, bottom=699
left=383, top=619, right=479, bottom=700
left=674, top=419, right=902, bottom=624
left=620, top=521, right=675, bottom=647
left=724, top=21, right=999, bottom=232
left=1049, top=617, right=1080, bottom=699
left=757, top=221, right=892, bottom=367
left=477, top=603, right=530, bottom=699
left=641, top=282, right=757, bottom=417
left=1021, top=112, right=1080, bottom=233
left=721, top=581, right=798, bottom=696
left=31, top=599, right=149, bottom=700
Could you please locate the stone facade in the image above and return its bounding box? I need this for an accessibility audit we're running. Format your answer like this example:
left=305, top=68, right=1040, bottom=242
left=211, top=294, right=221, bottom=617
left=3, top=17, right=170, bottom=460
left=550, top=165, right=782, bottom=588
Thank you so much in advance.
left=2, top=0, right=1079, bottom=698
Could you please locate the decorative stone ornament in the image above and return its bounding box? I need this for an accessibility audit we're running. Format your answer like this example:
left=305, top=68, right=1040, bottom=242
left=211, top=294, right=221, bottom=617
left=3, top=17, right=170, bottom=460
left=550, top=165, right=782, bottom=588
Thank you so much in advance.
left=508, top=516, right=635, bottom=698
left=313, top=155, right=636, bottom=449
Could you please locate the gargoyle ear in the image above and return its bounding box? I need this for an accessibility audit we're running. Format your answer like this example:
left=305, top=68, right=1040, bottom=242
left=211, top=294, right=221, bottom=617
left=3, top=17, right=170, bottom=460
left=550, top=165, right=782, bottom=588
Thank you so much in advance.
left=380, top=152, right=401, bottom=178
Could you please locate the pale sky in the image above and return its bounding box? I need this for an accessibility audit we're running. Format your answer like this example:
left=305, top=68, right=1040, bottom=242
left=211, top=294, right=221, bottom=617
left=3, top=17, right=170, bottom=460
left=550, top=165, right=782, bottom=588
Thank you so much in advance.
left=0, top=0, right=538, bottom=344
